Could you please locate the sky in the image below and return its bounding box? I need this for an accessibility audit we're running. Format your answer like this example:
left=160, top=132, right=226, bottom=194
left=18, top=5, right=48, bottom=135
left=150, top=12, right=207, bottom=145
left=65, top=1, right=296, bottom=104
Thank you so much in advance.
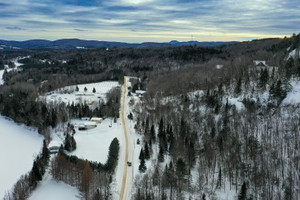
left=0, top=0, right=300, bottom=43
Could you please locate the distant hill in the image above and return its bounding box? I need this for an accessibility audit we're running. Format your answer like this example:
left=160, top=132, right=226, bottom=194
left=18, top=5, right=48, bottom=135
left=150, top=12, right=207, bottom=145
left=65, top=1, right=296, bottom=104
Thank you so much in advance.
left=0, top=39, right=239, bottom=49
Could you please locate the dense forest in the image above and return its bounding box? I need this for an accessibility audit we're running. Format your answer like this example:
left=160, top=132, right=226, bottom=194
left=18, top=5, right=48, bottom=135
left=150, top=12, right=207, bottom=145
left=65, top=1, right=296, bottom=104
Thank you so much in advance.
left=130, top=33, right=300, bottom=199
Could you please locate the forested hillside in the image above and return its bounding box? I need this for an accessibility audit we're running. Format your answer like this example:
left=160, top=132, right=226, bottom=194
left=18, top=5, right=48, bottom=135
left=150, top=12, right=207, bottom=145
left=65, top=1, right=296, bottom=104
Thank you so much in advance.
left=131, top=33, right=300, bottom=199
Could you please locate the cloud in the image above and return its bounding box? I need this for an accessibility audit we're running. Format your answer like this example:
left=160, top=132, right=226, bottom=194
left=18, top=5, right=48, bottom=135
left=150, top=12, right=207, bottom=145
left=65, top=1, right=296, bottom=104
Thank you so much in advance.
left=0, top=0, right=299, bottom=42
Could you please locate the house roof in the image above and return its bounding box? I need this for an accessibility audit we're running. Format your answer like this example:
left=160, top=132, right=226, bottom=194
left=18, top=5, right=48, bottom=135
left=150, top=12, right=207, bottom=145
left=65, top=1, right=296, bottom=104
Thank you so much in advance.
left=91, top=117, right=103, bottom=121
left=253, top=60, right=266, bottom=66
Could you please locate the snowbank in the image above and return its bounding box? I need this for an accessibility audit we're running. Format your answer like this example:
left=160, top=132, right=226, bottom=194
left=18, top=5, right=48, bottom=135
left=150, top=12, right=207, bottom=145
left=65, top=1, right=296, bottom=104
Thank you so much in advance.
left=0, top=115, right=43, bottom=198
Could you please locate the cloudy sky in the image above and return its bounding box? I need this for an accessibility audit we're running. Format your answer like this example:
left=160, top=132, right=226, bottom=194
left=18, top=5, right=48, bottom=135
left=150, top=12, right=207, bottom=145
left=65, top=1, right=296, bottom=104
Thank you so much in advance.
left=0, top=0, right=299, bottom=42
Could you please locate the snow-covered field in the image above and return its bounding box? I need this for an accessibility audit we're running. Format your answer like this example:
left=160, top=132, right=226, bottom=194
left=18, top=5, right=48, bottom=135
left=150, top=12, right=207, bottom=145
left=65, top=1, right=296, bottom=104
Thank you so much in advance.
left=0, top=115, right=43, bottom=199
left=29, top=170, right=81, bottom=200
left=41, top=81, right=119, bottom=106
left=69, top=118, right=123, bottom=163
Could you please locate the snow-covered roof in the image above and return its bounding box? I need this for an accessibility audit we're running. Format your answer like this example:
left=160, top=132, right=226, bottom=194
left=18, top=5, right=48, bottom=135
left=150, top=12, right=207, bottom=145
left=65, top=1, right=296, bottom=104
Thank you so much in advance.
left=91, top=117, right=103, bottom=121
left=253, top=60, right=266, bottom=66
left=216, top=64, right=223, bottom=69
left=83, top=121, right=97, bottom=126
left=135, top=90, right=146, bottom=94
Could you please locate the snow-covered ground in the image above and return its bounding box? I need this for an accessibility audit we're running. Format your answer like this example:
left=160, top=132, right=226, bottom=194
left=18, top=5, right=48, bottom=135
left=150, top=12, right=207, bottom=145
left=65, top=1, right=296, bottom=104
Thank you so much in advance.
left=0, top=115, right=43, bottom=199
left=288, top=48, right=300, bottom=59
left=68, top=119, right=123, bottom=163
left=41, top=81, right=119, bottom=106
left=0, top=69, right=4, bottom=85
left=282, top=81, right=300, bottom=105
left=29, top=170, right=81, bottom=200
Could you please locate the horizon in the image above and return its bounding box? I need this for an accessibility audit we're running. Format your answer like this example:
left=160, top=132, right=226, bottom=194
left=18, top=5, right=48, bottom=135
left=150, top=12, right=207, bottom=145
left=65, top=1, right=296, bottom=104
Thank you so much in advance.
left=0, top=0, right=300, bottom=43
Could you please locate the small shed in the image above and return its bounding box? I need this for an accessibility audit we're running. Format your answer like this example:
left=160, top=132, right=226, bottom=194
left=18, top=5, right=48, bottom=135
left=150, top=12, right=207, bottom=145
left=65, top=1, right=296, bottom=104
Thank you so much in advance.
left=135, top=90, right=146, bottom=97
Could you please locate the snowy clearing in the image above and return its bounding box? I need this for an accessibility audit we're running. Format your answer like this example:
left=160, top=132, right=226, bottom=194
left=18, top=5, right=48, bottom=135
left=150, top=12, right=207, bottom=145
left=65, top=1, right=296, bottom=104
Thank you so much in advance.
left=41, top=81, right=119, bottom=106
left=67, top=118, right=123, bottom=163
left=29, top=170, right=81, bottom=200
left=0, top=115, right=43, bottom=199
left=0, top=69, right=4, bottom=85
left=282, top=81, right=300, bottom=105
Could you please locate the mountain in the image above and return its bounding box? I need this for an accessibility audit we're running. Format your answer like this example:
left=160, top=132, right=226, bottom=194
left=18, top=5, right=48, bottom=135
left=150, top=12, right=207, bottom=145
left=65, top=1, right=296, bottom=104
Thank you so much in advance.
left=169, top=40, right=239, bottom=46
left=0, top=39, right=238, bottom=49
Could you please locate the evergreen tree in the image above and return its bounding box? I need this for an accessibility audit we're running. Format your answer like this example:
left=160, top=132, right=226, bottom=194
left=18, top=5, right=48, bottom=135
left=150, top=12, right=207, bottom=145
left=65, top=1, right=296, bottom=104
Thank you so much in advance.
left=238, top=182, right=247, bottom=200
left=30, top=160, right=42, bottom=186
left=42, top=140, right=50, bottom=164
left=285, top=57, right=294, bottom=79
left=76, top=86, right=79, bottom=91
left=158, top=118, right=164, bottom=137
left=144, top=142, right=150, bottom=160
left=139, top=148, right=144, bottom=160
left=150, top=125, right=156, bottom=141
left=234, top=78, right=242, bottom=96
left=104, top=138, right=120, bottom=173
left=128, top=112, right=133, bottom=120
left=84, top=87, right=87, bottom=92
left=139, top=148, right=146, bottom=172
left=211, top=126, right=216, bottom=139
left=258, top=68, right=269, bottom=89
left=158, top=145, right=164, bottom=162
left=216, top=168, right=222, bottom=189
left=64, top=133, right=77, bottom=152
left=92, top=87, right=96, bottom=93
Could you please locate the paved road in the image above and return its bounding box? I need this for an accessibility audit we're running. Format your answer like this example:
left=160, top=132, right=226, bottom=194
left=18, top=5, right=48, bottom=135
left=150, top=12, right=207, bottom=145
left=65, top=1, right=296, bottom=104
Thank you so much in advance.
left=119, top=76, right=130, bottom=200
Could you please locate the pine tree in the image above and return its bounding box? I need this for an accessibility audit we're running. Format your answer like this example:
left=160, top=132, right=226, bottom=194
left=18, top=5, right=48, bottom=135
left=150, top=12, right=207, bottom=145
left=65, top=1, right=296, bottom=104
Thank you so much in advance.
left=259, top=68, right=269, bottom=89
left=150, top=125, right=156, bottom=141
left=158, top=118, right=164, bottom=137
left=139, top=148, right=146, bottom=172
left=144, top=142, right=150, bottom=160
left=211, top=126, right=216, bottom=139
left=30, top=160, right=42, bottom=186
left=285, top=57, right=294, bottom=79
left=84, top=87, right=87, bottom=92
left=76, top=86, right=79, bottom=91
left=234, top=78, right=242, bottom=96
left=139, top=148, right=144, bottom=160
left=158, top=145, right=164, bottom=162
left=41, top=140, right=50, bottom=164
left=128, top=112, right=133, bottom=120
left=92, top=87, right=96, bottom=93
left=216, top=168, right=222, bottom=189
left=238, top=182, right=247, bottom=200
left=64, top=133, right=77, bottom=152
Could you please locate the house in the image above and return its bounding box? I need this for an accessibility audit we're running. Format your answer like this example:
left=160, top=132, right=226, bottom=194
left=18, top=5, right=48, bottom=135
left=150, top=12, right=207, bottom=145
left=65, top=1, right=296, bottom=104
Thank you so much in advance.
left=91, top=117, right=103, bottom=124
